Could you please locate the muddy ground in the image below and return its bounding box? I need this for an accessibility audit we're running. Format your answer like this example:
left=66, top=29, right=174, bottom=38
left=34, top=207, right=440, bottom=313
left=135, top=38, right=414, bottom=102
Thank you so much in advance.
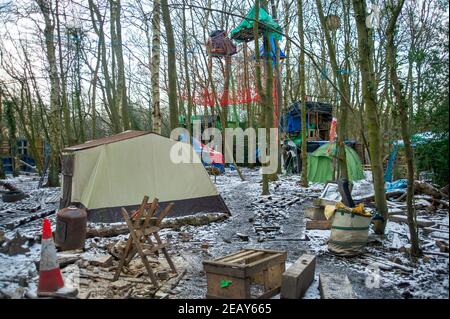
left=0, top=169, right=448, bottom=299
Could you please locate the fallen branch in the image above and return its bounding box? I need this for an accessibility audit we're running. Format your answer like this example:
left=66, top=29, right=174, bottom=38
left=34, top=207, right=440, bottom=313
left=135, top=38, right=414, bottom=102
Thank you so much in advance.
left=365, top=256, right=414, bottom=273
left=423, top=251, right=449, bottom=258
left=414, top=181, right=447, bottom=199
left=432, top=198, right=449, bottom=209
left=170, top=268, right=187, bottom=290
left=389, top=215, right=435, bottom=228
left=86, top=213, right=229, bottom=238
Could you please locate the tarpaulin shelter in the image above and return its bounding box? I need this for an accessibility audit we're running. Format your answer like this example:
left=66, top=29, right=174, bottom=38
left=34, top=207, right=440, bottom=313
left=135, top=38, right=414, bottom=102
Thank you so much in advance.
left=258, top=36, right=286, bottom=61
left=178, top=134, right=225, bottom=173
left=60, top=131, right=229, bottom=223
left=206, top=30, right=237, bottom=57
left=280, top=101, right=332, bottom=140
left=307, top=143, right=365, bottom=183
left=230, top=5, right=283, bottom=42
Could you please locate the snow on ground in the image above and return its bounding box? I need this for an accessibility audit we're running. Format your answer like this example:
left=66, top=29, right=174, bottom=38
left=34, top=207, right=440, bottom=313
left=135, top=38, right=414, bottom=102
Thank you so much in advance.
left=0, top=169, right=448, bottom=299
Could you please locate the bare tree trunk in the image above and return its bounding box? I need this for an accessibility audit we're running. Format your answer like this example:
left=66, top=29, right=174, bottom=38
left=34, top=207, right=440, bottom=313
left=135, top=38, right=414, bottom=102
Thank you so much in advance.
left=352, top=0, right=388, bottom=234
left=270, top=0, right=282, bottom=175
left=89, top=0, right=121, bottom=133
left=221, top=56, right=231, bottom=144
left=182, top=1, right=192, bottom=132
left=36, top=0, right=62, bottom=187
left=253, top=0, right=270, bottom=195
left=111, top=0, right=130, bottom=131
left=151, top=0, right=162, bottom=134
left=386, top=0, right=421, bottom=257
left=0, top=88, right=4, bottom=179
left=90, top=40, right=101, bottom=140
left=282, top=0, right=291, bottom=135
left=161, top=0, right=178, bottom=131
left=55, top=0, right=72, bottom=146
left=316, top=0, right=349, bottom=180
left=71, top=28, right=85, bottom=143
left=263, top=34, right=275, bottom=184
left=298, top=0, right=308, bottom=186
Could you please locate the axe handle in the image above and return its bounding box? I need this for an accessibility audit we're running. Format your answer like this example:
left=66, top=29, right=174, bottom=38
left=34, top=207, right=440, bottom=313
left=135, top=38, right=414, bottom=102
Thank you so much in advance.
left=337, top=179, right=355, bottom=208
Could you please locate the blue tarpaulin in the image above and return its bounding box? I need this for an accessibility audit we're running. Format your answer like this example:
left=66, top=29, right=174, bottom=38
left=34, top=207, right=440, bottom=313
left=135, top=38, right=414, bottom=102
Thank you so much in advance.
left=385, top=179, right=408, bottom=192
left=384, top=142, right=398, bottom=182
left=178, top=134, right=225, bottom=173
left=280, top=101, right=332, bottom=134
left=258, top=36, right=286, bottom=63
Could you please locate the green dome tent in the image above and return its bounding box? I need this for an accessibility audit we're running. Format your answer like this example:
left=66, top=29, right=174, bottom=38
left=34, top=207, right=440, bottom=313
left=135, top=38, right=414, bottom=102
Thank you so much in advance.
left=307, top=143, right=365, bottom=183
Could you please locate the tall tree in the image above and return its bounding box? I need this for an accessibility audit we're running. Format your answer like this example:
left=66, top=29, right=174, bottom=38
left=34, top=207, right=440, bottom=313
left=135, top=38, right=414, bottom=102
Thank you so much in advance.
left=36, top=0, right=63, bottom=187
left=298, top=0, right=308, bottom=187
left=55, top=0, right=73, bottom=146
left=161, top=0, right=178, bottom=131
left=316, top=0, right=349, bottom=180
left=386, top=0, right=420, bottom=256
left=253, top=0, right=270, bottom=195
left=111, top=0, right=130, bottom=131
left=88, top=0, right=121, bottom=133
left=182, top=1, right=193, bottom=133
left=352, top=0, right=389, bottom=234
left=151, top=0, right=162, bottom=133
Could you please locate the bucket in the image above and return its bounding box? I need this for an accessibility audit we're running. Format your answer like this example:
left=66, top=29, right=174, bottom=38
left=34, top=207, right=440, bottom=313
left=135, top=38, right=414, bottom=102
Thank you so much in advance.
left=328, top=208, right=372, bottom=257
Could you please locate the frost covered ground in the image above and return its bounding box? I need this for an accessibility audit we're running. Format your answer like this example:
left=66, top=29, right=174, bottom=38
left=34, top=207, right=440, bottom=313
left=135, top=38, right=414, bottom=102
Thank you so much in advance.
left=0, top=169, right=448, bottom=299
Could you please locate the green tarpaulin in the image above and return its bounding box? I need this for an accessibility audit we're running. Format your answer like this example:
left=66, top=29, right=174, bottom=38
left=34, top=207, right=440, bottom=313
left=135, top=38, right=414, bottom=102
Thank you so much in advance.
left=307, top=143, right=365, bottom=183
left=230, top=6, right=282, bottom=42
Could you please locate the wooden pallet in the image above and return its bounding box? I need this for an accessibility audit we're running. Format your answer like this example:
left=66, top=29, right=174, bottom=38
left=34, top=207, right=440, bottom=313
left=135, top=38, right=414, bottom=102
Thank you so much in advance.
left=203, top=248, right=286, bottom=299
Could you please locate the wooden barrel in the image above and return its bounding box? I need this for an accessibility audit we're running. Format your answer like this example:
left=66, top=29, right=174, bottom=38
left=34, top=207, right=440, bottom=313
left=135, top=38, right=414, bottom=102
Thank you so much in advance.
left=55, top=206, right=87, bottom=251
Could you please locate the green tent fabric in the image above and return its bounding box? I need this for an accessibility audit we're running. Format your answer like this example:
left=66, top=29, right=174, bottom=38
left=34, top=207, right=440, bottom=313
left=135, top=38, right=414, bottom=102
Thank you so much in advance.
left=307, top=143, right=365, bottom=183
left=230, top=6, right=282, bottom=42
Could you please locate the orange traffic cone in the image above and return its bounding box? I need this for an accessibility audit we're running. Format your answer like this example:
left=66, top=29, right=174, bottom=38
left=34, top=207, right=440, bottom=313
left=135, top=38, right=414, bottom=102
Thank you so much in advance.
left=37, top=218, right=64, bottom=295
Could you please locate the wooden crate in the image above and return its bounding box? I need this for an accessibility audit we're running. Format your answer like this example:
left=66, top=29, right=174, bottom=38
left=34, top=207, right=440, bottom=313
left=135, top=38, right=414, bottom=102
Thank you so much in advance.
left=203, top=248, right=287, bottom=299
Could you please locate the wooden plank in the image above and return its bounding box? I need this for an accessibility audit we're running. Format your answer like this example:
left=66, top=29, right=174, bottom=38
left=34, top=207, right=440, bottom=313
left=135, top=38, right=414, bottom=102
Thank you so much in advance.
left=245, top=253, right=283, bottom=269
left=203, top=263, right=246, bottom=278
left=133, top=196, right=149, bottom=220
left=218, top=249, right=256, bottom=263
left=306, top=220, right=332, bottom=230
left=142, top=243, right=167, bottom=255
left=143, top=226, right=161, bottom=236
left=156, top=202, right=174, bottom=226
left=242, top=247, right=288, bottom=255
left=205, top=273, right=249, bottom=299
left=143, top=198, right=159, bottom=227
left=204, top=259, right=246, bottom=270
left=319, top=273, right=357, bottom=299
left=305, top=206, right=326, bottom=220
left=153, top=232, right=177, bottom=274
left=313, top=197, right=337, bottom=207
left=113, top=208, right=135, bottom=281
left=245, top=253, right=286, bottom=276
left=267, top=262, right=284, bottom=291
left=225, top=251, right=266, bottom=265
